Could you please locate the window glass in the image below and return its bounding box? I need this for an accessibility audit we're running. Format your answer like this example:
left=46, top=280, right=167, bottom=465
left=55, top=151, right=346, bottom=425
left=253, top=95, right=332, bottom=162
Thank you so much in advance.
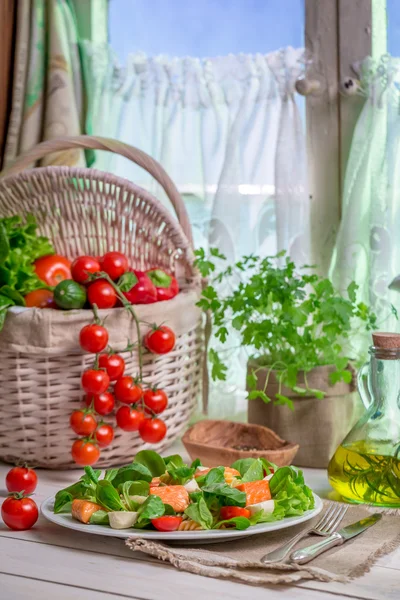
left=109, top=0, right=305, bottom=60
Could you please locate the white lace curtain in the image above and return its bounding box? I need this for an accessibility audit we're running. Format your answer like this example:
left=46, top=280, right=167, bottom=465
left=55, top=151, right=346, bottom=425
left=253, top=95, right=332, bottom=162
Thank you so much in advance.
left=330, top=56, right=400, bottom=342
left=83, top=45, right=312, bottom=417
left=84, top=46, right=311, bottom=263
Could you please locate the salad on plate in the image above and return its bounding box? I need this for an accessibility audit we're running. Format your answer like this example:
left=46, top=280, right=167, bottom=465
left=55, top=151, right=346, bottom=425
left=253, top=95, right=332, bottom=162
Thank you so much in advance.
left=53, top=450, right=315, bottom=532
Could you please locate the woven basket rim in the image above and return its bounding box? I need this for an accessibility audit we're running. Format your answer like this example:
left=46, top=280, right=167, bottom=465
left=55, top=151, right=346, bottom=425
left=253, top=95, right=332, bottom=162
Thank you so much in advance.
left=0, top=164, right=197, bottom=264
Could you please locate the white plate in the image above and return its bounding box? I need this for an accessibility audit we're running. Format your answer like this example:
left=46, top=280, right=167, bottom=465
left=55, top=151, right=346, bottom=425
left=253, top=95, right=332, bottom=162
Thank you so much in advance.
left=41, top=494, right=323, bottom=543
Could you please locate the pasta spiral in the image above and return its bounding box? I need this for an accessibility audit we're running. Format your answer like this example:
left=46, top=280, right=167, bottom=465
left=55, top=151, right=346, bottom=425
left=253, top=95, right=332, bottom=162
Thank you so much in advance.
left=178, top=519, right=203, bottom=531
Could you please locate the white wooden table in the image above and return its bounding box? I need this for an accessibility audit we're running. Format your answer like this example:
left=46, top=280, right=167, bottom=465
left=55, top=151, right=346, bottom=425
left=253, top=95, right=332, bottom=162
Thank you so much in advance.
left=1, top=443, right=399, bottom=600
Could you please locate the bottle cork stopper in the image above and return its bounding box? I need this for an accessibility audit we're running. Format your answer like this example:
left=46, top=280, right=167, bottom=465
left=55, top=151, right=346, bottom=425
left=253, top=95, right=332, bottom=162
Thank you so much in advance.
left=372, top=332, right=400, bottom=349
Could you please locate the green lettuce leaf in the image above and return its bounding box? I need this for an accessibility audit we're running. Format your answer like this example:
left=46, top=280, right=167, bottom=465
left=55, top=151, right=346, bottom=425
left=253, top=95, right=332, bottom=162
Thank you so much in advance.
left=201, top=483, right=246, bottom=507
left=184, top=497, right=213, bottom=530
left=133, top=450, right=166, bottom=477
left=89, top=510, right=109, bottom=525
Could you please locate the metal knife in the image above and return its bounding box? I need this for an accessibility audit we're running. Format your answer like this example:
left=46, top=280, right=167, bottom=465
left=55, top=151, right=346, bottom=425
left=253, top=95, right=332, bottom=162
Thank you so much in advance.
left=290, top=513, right=382, bottom=565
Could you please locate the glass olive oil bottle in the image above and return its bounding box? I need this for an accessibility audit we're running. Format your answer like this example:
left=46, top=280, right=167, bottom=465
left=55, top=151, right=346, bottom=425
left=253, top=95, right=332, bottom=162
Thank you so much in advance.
left=328, top=334, right=400, bottom=507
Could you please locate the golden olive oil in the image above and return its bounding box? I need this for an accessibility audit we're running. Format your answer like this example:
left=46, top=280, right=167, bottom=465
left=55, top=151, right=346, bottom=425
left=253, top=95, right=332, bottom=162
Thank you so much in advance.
left=328, top=441, right=400, bottom=507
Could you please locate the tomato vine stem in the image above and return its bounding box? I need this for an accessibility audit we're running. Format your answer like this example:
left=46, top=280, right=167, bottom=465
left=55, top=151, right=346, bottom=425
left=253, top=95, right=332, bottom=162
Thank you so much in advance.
left=91, top=272, right=144, bottom=381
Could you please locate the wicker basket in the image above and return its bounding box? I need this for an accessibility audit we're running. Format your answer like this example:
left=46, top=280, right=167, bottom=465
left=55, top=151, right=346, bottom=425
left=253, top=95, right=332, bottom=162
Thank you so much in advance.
left=0, top=135, right=204, bottom=469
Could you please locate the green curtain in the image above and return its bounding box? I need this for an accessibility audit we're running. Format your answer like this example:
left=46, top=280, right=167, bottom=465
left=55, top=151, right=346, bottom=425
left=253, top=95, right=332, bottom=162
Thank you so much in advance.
left=3, top=0, right=108, bottom=169
left=330, top=56, right=400, bottom=346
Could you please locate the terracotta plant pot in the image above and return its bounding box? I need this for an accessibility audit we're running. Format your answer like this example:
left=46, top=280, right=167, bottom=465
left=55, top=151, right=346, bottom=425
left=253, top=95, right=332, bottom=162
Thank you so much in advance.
left=247, top=361, right=364, bottom=468
left=182, top=419, right=299, bottom=468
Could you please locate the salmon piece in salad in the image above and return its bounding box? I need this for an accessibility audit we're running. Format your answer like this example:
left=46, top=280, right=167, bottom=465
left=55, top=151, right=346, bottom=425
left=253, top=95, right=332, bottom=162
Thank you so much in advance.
left=237, top=480, right=271, bottom=505
left=149, top=485, right=189, bottom=512
left=71, top=499, right=102, bottom=524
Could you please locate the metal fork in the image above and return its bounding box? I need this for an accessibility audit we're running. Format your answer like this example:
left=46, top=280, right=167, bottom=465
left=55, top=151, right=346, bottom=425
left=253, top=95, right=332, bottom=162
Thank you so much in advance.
left=260, top=503, right=348, bottom=564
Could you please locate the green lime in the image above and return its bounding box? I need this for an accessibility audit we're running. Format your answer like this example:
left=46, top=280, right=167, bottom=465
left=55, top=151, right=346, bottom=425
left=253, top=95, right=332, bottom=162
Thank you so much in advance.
left=54, top=279, right=87, bottom=310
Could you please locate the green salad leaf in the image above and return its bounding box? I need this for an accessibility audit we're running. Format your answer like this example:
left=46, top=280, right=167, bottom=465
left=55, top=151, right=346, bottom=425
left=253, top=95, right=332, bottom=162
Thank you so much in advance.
left=214, top=516, right=251, bottom=530
left=111, top=464, right=152, bottom=488
left=133, top=450, right=166, bottom=477
left=201, top=483, right=246, bottom=507
left=168, top=466, right=195, bottom=485
left=269, top=466, right=314, bottom=517
left=128, top=481, right=150, bottom=497
left=89, top=510, right=109, bottom=525
left=96, top=480, right=126, bottom=512
left=53, top=490, right=74, bottom=514
left=184, top=497, right=213, bottom=530
left=0, top=214, right=55, bottom=328
left=135, top=495, right=165, bottom=528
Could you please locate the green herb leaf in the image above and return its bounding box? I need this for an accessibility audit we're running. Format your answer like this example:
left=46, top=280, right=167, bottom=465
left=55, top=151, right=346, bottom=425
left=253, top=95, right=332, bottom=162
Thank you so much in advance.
left=208, top=349, right=227, bottom=381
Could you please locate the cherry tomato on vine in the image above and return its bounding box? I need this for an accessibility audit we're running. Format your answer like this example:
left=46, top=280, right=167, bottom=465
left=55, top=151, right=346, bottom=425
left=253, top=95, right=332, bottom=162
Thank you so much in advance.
left=71, top=439, right=100, bottom=466
left=84, top=391, right=115, bottom=415
left=79, top=324, right=109, bottom=354
left=6, top=466, right=38, bottom=494
left=114, top=376, right=142, bottom=404
left=100, top=252, right=129, bottom=280
left=98, top=353, right=125, bottom=381
left=87, top=280, right=117, bottom=309
left=1, top=494, right=39, bottom=530
left=71, top=255, right=101, bottom=284
left=81, top=369, right=110, bottom=395
left=95, top=424, right=114, bottom=448
left=139, top=417, right=167, bottom=443
left=70, top=410, right=97, bottom=436
left=151, top=516, right=182, bottom=532
left=219, top=506, right=251, bottom=521
left=34, top=254, right=71, bottom=287
left=143, top=389, right=168, bottom=415
left=144, top=326, right=176, bottom=354
left=116, top=406, right=145, bottom=431
left=24, top=289, right=56, bottom=309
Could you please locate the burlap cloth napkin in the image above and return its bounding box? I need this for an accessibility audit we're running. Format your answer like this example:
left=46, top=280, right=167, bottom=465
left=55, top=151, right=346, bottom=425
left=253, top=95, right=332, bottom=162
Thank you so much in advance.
left=126, top=503, right=400, bottom=586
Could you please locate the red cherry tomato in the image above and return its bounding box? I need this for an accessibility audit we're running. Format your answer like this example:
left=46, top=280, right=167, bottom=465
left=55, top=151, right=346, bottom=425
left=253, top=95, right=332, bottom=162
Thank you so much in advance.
left=95, top=424, right=114, bottom=448
left=70, top=410, right=97, bottom=436
left=219, top=506, right=251, bottom=521
left=123, top=270, right=157, bottom=304
left=87, top=280, right=117, bottom=309
left=114, top=376, right=142, bottom=404
left=6, top=467, right=38, bottom=494
left=85, top=391, right=115, bottom=415
left=151, top=516, right=183, bottom=532
left=71, top=255, right=101, bottom=284
left=98, top=353, right=125, bottom=381
left=116, top=406, right=145, bottom=431
left=100, top=252, right=129, bottom=280
left=79, top=324, right=109, bottom=353
left=34, top=254, right=71, bottom=286
left=144, top=326, right=176, bottom=354
left=1, top=494, right=39, bottom=530
left=71, top=440, right=100, bottom=466
left=146, top=269, right=179, bottom=301
left=24, top=289, right=56, bottom=309
left=81, top=369, right=110, bottom=395
left=143, top=389, right=168, bottom=415
left=139, top=417, right=167, bottom=443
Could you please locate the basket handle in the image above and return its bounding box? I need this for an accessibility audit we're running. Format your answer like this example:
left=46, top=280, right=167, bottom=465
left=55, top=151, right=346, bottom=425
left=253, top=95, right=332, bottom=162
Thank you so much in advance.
left=0, top=135, right=194, bottom=246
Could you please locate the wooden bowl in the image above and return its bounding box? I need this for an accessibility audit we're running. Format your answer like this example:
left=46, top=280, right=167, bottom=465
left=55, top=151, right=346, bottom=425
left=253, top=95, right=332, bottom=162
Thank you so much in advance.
left=182, top=419, right=299, bottom=468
